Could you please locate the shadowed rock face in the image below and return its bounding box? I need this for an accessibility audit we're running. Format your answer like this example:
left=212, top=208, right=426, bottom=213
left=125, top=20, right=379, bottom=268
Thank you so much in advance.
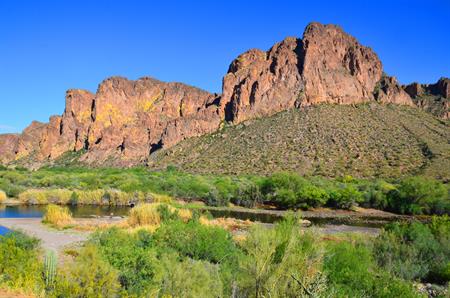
left=0, top=22, right=445, bottom=167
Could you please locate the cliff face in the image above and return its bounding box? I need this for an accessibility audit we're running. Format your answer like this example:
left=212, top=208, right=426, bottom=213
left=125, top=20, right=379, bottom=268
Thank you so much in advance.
left=0, top=22, right=446, bottom=167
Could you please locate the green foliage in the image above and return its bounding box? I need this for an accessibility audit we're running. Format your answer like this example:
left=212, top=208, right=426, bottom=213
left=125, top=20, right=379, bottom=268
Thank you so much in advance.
left=237, top=215, right=327, bottom=297
left=0, top=231, right=44, bottom=294
left=44, top=251, right=57, bottom=289
left=52, top=245, right=121, bottom=298
left=387, top=176, right=449, bottom=215
left=373, top=218, right=450, bottom=284
left=159, top=256, right=223, bottom=298
left=324, top=241, right=422, bottom=298
left=90, top=228, right=161, bottom=296
left=153, top=219, right=239, bottom=264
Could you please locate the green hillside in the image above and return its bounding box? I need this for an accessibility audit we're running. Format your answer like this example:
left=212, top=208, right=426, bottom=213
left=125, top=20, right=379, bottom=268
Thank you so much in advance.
left=149, top=103, right=450, bottom=180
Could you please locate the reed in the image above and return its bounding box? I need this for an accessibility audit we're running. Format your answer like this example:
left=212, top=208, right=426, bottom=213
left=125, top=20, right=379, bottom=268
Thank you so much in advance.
left=0, top=190, right=6, bottom=203
left=42, top=204, right=73, bottom=228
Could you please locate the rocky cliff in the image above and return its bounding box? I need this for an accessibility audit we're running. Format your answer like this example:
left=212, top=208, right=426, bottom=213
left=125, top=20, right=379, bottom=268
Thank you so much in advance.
left=0, top=22, right=448, bottom=168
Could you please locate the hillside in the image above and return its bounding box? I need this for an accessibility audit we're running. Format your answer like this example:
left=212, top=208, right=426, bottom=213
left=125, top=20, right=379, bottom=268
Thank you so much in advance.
left=149, top=103, right=450, bottom=180
left=0, top=22, right=448, bottom=170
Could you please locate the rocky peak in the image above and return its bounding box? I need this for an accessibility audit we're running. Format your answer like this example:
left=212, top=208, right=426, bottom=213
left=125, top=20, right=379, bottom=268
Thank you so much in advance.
left=0, top=22, right=446, bottom=168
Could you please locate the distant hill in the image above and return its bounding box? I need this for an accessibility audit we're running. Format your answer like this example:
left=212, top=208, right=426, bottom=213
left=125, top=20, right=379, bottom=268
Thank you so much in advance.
left=149, top=103, right=449, bottom=180
left=0, top=22, right=448, bottom=175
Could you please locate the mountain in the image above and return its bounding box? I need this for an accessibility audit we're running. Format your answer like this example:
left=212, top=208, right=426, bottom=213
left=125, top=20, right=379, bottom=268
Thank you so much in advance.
left=0, top=22, right=449, bottom=176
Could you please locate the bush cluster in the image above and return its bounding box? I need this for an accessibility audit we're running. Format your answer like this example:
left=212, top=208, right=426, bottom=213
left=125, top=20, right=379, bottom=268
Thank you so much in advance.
left=1, top=167, right=448, bottom=214
left=3, top=215, right=448, bottom=297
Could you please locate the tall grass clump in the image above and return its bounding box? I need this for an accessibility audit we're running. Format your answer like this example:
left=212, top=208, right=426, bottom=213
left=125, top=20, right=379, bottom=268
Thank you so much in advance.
left=0, top=189, right=6, bottom=203
left=18, top=189, right=72, bottom=205
left=42, top=204, right=73, bottom=228
left=128, top=203, right=162, bottom=227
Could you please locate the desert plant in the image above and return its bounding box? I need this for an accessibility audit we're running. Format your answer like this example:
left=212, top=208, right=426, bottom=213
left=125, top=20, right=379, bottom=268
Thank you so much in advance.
left=0, top=231, right=44, bottom=294
left=237, top=215, right=327, bottom=297
left=387, top=176, right=449, bottom=215
left=373, top=219, right=450, bottom=284
left=53, top=245, right=121, bottom=297
left=0, top=189, right=6, bottom=203
left=42, top=204, right=73, bottom=228
left=44, top=251, right=57, bottom=289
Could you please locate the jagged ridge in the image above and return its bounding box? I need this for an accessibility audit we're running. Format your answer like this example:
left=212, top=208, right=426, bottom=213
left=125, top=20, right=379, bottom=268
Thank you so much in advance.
left=0, top=22, right=448, bottom=169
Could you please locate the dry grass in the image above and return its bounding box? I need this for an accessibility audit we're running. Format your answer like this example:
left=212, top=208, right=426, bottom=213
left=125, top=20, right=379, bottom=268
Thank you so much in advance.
left=0, top=190, right=6, bottom=204
left=42, top=204, right=73, bottom=229
left=0, top=287, right=36, bottom=298
left=128, top=203, right=163, bottom=227
left=128, top=203, right=193, bottom=227
left=199, top=216, right=253, bottom=231
left=149, top=192, right=173, bottom=204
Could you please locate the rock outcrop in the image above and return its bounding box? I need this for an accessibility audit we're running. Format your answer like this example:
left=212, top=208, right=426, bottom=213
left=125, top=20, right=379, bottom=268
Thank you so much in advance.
left=403, top=78, right=450, bottom=119
left=0, top=22, right=446, bottom=168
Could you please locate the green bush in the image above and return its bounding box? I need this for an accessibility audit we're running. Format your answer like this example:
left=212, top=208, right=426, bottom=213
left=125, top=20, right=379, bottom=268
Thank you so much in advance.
left=326, top=183, right=363, bottom=209
left=159, top=256, right=223, bottom=298
left=90, top=228, right=161, bottom=296
left=373, top=219, right=450, bottom=284
left=388, top=176, right=449, bottom=215
left=0, top=231, right=44, bottom=294
left=52, top=245, right=121, bottom=297
left=153, top=219, right=239, bottom=264
left=324, top=241, right=421, bottom=298
left=236, top=215, right=327, bottom=297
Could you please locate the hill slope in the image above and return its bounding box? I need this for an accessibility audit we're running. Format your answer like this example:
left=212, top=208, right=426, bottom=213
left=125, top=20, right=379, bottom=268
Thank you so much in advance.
left=149, top=103, right=450, bottom=180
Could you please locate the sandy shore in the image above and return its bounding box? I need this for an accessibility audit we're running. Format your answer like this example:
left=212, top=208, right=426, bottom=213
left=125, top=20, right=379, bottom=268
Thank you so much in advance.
left=0, top=218, right=90, bottom=254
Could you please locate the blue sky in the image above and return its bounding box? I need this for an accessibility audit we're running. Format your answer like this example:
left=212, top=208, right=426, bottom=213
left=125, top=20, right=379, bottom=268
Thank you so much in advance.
left=0, top=0, right=449, bottom=133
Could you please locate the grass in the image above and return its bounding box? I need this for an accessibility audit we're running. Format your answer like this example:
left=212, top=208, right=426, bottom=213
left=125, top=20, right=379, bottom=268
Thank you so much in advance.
left=42, top=204, right=73, bottom=229
left=0, top=190, right=6, bottom=204
left=150, top=104, right=450, bottom=180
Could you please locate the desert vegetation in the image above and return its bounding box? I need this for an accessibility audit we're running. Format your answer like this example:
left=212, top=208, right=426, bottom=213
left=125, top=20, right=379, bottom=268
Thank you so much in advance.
left=0, top=167, right=448, bottom=215
left=42, top=204, right=74, bottom=229
left=1, top=211, right=448, bottom=297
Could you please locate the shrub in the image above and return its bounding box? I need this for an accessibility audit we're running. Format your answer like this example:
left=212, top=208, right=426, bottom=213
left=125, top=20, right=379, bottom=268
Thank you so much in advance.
left=237, top=215, right=327, bottom=297
left=159, top=257, right=223, bottom=298
left=326, top=183, right=363, bottom=209
left=0, top=189, right=6, bottom=203
left=324, top=241, right=420, bottom=297
left=373, top=219, right=450, bottom=284
left=53, top=245, right=121, bottom=297
left=263, top=172, right=326, bottom=209
left=153, top=220, right=239, bottom=264
left=90, top=228, right=161, bottom=296
left=388, top=176, right=449, bottom=215
left=232, top=180, right=262, bottom=208
left=0, top=231, right=44, bottom=294
left=42, top=204, right=73, bottom=228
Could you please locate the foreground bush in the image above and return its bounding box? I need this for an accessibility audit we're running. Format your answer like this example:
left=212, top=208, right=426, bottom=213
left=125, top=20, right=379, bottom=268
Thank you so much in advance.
left=0, top=231, right=44, bottom=294
left=154, top=219, right=239, bottom=264
left=237, top=216, right=327, bottom=297
left=52, top=245, right=121, bottom=297
left=324, top=241, right=421, bottom=297
left=374, top=218, right=450, bottom=284
left=0, top=189, right=6, bottom=203
left=159, top=257, right=223, bottom=298
left=42, top=204, right=73, bottom=228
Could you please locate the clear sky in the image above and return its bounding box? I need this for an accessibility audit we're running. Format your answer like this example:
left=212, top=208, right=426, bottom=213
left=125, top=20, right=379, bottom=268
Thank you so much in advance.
left=0, top=0, right=449, bottom=133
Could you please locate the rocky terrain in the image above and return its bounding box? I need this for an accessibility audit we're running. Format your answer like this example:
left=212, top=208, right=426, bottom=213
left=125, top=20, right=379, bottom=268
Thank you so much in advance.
left=0, top=22, right=448, bottom=171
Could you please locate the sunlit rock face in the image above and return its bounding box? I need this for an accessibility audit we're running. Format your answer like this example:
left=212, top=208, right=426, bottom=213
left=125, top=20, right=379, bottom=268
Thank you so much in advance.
left=2, top=22, right=444, bottom=168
